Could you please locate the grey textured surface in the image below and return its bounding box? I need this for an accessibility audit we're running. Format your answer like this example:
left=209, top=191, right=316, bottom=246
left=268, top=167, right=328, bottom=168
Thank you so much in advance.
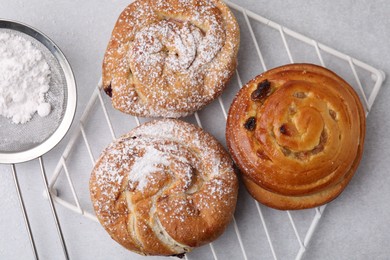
left=0, top=0, right=389, bottom=259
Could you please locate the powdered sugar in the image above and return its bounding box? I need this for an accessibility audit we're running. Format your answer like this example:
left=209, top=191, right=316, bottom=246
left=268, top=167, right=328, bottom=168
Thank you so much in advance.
left=130, top=18, right=221, bottom=78
left=0, top=32, right=51, bottom=124
left=128, top=146, right=170, bottom=191
left=37, top=102, right=51, bottom=117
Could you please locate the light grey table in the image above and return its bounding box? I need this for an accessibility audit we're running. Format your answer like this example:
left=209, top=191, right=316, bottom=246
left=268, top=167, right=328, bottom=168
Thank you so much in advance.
left=0, top=1, right=389, bottom=259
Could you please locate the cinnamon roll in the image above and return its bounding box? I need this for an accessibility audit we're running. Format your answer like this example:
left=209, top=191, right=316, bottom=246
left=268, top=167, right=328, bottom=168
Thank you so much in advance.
left=90, top=119, right=238, bottom=256
left=226, top=64, right=366, bottom=210
left=102, top=0, right=240, bottom=117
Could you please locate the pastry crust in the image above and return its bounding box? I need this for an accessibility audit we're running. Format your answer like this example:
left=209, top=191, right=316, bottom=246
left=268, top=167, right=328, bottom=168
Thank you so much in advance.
left=226, top=64, right=366, bottom=210
left=102, top=0, right=240, bottom=117
left=90, top=119, right=238, bottom=256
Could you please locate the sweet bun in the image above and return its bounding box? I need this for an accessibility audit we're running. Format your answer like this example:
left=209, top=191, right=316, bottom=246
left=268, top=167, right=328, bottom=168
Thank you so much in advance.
left=102, top=0, right=240, bottom=117
left=226, top=63, right=366, bottom=210
left=90, top=119, right=238, bottom=256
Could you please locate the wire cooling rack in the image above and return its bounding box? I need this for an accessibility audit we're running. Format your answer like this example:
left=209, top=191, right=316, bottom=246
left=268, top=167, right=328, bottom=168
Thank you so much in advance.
left=47, top=1, right=385, bottom=259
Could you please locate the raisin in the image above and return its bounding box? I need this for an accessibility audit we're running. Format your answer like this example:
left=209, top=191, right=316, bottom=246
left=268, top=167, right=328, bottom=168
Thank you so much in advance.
left=251, top=79, right=271, bottom=101
left=279, top=124, right=290, bottom=136
left=293, top=92, right=307, bottom=99
left=171, top=253, right=186, bottom=259
left=244, top=117, right=256, bottom=131
left=104, top=83, right=112, bottom=98
left=329, top=109, right=337, bottom=120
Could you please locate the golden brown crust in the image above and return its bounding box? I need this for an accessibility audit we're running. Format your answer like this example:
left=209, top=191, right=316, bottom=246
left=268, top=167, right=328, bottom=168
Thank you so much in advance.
left=226, top=64, right=366, bottom=210
left=102, top=0, right=240, bottom=118
left=90, top=119, right=238, bottom=255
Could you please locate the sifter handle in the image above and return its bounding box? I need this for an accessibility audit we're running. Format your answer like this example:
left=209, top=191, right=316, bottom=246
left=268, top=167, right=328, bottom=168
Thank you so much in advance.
left=11, top=164, right=39, bottom=260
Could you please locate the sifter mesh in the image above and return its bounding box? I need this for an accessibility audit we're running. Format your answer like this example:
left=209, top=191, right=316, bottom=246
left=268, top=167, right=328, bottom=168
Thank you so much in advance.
left=0, top=28, right=67, bottom=153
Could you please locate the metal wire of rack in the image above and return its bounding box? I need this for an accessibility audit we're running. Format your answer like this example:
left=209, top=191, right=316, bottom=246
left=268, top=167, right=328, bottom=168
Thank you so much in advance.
left=45, top=1, right=385, bottom=259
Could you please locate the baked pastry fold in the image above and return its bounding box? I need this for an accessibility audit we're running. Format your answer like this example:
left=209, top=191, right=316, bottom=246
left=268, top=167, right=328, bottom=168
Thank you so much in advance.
left=102, top=0, right=240, bottom=117
left=90, top=119, right=238, bottom=255
left=226, top=64, right=366, bottom=210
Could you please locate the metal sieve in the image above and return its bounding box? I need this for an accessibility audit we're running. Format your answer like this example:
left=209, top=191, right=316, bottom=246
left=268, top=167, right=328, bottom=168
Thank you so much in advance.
left=0, top=19, right=76, bottom=260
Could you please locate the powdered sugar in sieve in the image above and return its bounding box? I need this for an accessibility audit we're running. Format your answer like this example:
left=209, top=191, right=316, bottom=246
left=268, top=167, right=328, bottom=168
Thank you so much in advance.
left=0, top=28, right=67, bottom=153
left=0, top=20, right=75, bottom=260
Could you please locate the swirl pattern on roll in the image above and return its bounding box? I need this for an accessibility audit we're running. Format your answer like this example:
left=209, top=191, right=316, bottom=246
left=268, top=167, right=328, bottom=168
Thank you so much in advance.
left=226, top=64, right=366, bottom=210
left=90, top=119, right=238, bottom=256
left=102, top=0, right=240, bottom=117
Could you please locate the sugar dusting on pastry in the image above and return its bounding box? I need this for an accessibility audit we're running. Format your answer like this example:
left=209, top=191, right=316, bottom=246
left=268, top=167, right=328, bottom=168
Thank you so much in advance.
left=90, top=119, right=238, bottom=255
left=102, top=0, right=240, bottom=117
left=128, top=146, right=171, bottom=191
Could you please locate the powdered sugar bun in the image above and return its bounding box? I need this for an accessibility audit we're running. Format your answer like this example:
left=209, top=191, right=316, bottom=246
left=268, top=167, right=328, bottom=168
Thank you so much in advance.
left=90, top=119, right=238, bottom=256
left=102, top=0, right=240, bottom=117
